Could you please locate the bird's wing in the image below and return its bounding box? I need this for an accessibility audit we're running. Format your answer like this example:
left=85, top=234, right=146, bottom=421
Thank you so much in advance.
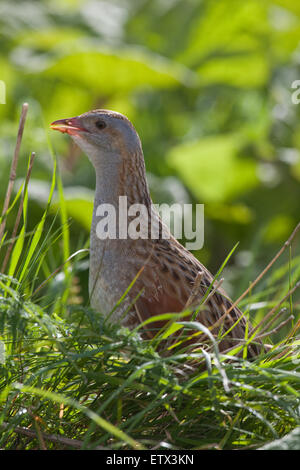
left=130, top=237, right=261, bottom=356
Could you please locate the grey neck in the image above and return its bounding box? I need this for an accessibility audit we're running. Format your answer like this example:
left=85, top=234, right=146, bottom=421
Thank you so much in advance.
left=93, top=154, right=122, bottom=209
left=93, top=148, right=152, bottom=210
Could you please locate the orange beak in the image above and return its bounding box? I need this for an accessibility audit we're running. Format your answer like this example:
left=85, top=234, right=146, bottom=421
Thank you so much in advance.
left=50, top=116, right=88, bottom=135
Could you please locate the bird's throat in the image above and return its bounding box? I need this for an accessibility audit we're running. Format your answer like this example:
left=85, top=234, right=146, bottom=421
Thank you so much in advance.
left=94, top=148, right=151, bottom=211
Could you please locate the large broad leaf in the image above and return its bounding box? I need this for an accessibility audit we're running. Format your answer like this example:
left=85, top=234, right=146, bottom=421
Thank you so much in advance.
left=42, top=47, right=197, bottom=94
left=167, top=134, right=258, bottom=203
left=180, top=0, right=268, bottom=62
left=197, top=52, right=268, bottom=88
left=179, top=0, right=269, bottom=88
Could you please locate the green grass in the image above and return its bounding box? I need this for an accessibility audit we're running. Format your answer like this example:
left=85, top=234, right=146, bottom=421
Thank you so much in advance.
left=0, top=110, right=299, bottom=450
left=0, top=275, right=299, bottom=450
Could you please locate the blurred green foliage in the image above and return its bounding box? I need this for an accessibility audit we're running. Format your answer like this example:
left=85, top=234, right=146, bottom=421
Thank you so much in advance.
left=1, top=0, right=300, bottom=301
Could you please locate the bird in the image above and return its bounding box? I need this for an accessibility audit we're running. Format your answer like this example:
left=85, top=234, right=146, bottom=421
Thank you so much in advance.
left=51, top=109, right=261, bottom=357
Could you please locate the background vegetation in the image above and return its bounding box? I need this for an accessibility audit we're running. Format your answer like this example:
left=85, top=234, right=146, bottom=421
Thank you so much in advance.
left=0, top=0, right=299, bottom=450
left=1, top=0, right=300, bottom=294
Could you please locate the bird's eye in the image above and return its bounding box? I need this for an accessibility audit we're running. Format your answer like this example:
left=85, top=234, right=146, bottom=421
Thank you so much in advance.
left=95, top=120, right=106, bottom=130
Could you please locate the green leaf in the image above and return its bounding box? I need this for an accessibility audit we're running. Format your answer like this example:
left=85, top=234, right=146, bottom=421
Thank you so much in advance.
left=18, top=161, right=57, bottom=285
left=43, top=47, right=197, bottom=94
left=8, top=225, right=25, bottom=279
left=7, top=165, right=29, bottom=281
left=180, top=0, right=268, bottom=64
left=178, top=0, right=269, bottom=87
left=57, top=172, right=70, bottom=262
left=273, top=0, right=300, bottom=16
left=197, top=52, right=269, bottom=88
left=167, top=134, right=258, bottom=203
left=160, top=322, right=184, bottom=340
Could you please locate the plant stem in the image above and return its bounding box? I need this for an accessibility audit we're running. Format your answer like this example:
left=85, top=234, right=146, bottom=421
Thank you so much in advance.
left=211, top=222, right=300, bottom=331
left=1, top=151, right=36, bottom=273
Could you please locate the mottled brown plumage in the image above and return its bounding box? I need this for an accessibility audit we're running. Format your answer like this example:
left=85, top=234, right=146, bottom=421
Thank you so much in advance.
left=51, top=109, right=261, bottom=357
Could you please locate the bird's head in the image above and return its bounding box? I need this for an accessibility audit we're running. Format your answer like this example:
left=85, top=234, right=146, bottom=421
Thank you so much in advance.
left=50, top=109, right=142, bottom=168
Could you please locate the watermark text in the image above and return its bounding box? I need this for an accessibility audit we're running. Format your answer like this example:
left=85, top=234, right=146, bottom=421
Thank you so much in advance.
left=95, top=196, right=204, bottom=250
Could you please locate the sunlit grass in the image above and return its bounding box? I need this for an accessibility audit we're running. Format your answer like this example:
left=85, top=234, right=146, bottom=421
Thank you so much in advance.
left=0, top=275, right=299, bottom=449
left=0, top=107, right=299, bottom=450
